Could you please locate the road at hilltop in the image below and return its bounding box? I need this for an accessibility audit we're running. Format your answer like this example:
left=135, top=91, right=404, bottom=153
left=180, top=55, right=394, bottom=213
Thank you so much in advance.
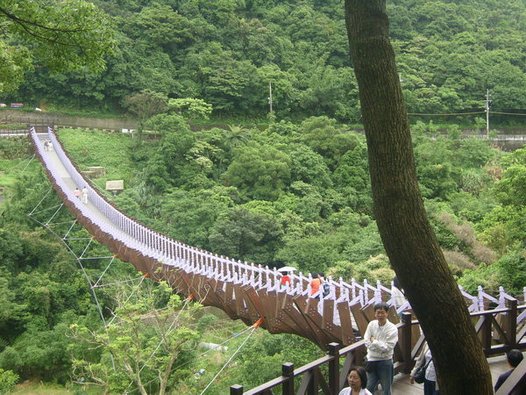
left=0, top=109, right=138, bottom=130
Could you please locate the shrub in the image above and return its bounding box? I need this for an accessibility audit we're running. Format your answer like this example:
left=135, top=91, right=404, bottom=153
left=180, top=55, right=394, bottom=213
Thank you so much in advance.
left=0, top=368, right=18, bottom=393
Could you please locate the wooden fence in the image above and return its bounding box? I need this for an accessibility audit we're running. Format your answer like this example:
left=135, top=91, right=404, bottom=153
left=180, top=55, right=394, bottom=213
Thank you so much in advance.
left=231, top=301, right=526, bottom=395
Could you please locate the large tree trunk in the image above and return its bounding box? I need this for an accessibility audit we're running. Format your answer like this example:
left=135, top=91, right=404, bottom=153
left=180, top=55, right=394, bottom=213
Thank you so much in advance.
left=344, top=1, right=492, bottom=393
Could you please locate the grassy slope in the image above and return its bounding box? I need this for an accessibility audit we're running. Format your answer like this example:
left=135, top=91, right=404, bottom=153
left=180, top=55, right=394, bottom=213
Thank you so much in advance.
left=57, top=128, right=137, bottom=191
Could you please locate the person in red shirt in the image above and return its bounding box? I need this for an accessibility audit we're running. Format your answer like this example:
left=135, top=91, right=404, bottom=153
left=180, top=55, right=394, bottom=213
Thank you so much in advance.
left=280, top=271, right=291, bottom=287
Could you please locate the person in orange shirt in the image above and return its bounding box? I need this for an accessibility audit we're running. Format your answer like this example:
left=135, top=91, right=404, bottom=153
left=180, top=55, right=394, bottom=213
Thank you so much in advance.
left=310, top=273, right=321, bottom=296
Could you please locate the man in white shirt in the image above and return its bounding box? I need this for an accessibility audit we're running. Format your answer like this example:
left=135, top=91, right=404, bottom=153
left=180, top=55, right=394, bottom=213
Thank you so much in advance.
left=364, top=302, right=398, bottom=395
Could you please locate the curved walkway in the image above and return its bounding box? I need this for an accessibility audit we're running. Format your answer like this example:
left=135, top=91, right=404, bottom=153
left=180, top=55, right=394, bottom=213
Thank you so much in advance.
left=30, top=127, right=526, bottom=351
left=30, top=127, right=526, bottom=394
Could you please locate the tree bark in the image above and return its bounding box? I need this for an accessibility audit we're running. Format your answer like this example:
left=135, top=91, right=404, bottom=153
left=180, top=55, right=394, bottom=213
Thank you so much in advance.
left=344, top=1, right=492, bottom=393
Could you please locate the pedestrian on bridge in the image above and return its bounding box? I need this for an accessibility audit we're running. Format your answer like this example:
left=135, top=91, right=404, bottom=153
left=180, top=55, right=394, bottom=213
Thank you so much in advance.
left=410, top=342, right=438, bottom=395
left=364, top=302, right=398, bottom=395
left=339, top=366, right=372, bottom=395
left=74, top=187, right=81, bottom=199
left=495, top=349, right=524, bottom=394
left=81, top=186, right=88, bottom=204
left=280, top=271, right=291, bottom=287
left=309, top=273, right=321, bottom=297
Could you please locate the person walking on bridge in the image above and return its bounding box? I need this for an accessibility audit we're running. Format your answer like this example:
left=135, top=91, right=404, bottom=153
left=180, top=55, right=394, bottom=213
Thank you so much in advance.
left=410, top=342, right=438, bottom=395
left=364, top=302, right=398, bottom=395
left=81, top=186, right=88, bottom=204
left=495, top=349, right=524, bottom=394
left=280, top=271, right=291, bottom=287
left=309, top=273, right=321, bottom=297
left=339, top=366, right=372, bottom=395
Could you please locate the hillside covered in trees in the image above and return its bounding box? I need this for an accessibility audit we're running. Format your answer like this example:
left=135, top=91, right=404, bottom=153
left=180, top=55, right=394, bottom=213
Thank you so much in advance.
left=7, top=0, right=526, bottom=125
left=0, top=0, right=525, bottom=393
left=1, top=119, right=525, bottom=392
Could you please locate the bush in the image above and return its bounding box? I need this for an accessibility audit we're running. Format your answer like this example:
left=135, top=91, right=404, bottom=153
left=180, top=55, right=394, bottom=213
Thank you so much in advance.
left=496, top=248, right=526, bottom=295
left=0, top=368, right=19, bottom=393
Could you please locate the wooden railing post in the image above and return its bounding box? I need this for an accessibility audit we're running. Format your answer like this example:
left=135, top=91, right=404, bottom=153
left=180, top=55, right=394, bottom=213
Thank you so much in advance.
left=309, top=368, right=318, bottom=395
left=481, top=312, right=492, bottom=354
left=282, top=362, right=294, bottom=395
left=401, top=312, right=412, bottom=373
left=508, top=298, right=517, bottom=348
left=328, top=342, right=340, bottom=394
left=230, top=384, right=243, bottom=395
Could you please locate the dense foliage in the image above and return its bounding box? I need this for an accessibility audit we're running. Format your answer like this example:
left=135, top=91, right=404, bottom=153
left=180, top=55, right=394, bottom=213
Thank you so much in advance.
left=0, top=0, right=114, bottom=93
left=9, top=0, right=526, bottom=125
left=0, top=0, right=525, bottom=392
left=0, top=117, right=525, bottom=392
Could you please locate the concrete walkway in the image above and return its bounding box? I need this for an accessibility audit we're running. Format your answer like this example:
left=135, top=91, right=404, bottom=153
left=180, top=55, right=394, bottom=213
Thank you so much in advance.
left=389, top=354, right=508, bottom=394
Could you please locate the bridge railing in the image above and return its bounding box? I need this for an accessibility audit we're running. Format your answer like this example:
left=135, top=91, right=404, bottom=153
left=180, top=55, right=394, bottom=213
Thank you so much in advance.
left=30, top=127, right=526, bottom=331
left=38, top=127, right=273, bottom=272
left=0, top=129, right=28, bottom=136
left=32, top=128, right=409, bottom=309
left=231, top=303, right=526, bottom=395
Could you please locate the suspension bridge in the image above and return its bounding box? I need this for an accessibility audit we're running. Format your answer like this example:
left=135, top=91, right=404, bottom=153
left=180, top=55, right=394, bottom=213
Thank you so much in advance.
left=23, top=127, right=526, bottom=394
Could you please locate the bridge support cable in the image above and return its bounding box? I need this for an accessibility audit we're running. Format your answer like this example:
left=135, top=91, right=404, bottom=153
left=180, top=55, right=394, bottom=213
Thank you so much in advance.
left=199, top=326, right=257, bottom=395
left=21, top=154, right=35, bottom=173
left=63, top=219, right=78, bottom=240
left=27, top=190, right=142, bottom=331
left=123, top=324, right=259, bottom=394
left=92, top=255, right=117, bottom=288
left=106, top=275, right=146, bottom=327
left=72, top=236, right=111, bottom=325
left=139, top=294, right=194, bottom=369
left=28, top=126, right=526, bottom=358
left=28, top=203, right=105, bottom=326
left=44, top=202, right=65, bottom=226
left=92, top=277, right=144, bottom=289
left=119, top=291, right=197, bottom=394
left=28, top=187, right=54, bottom=216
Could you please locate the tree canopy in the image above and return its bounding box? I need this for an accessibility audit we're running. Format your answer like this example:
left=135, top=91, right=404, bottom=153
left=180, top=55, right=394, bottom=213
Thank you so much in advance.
left=5, top=0, right=524, bottom=127
left=0, top=0, right=115, bottom=93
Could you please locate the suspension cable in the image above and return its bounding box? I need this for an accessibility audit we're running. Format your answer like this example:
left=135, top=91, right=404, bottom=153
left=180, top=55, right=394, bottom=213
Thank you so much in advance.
left=28, top=187, right=53, bottom=216
left=199, top=326, right=257, bottom=395
left=21, top=154, right=35, bottom=172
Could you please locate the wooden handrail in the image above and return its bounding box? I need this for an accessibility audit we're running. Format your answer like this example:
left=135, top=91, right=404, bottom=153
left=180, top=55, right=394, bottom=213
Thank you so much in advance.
left=231, top=306, right=526, bottom=394
left=495, top=356, right=526, bottom=395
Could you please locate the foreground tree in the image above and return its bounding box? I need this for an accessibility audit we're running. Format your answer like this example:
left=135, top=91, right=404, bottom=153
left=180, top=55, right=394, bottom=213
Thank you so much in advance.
left=0, top=0, right=114, bottom=92
left=69, top=281, right=202, bottom=395
left=344, top=1, right=492, bottom=394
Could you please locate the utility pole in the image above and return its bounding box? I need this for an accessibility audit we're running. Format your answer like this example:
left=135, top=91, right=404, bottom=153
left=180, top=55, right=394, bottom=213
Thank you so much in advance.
left=268, top=81, right=273, bottom=114
left=485, top=89, right=491, bottom=138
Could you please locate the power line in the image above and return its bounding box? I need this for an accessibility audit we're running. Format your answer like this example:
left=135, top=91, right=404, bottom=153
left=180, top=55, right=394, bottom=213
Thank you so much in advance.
left=491, top=111, right=526, bottom=116
left=407, top=111, right=485, bottom=116
left=407, top=110, right=526, bottom=117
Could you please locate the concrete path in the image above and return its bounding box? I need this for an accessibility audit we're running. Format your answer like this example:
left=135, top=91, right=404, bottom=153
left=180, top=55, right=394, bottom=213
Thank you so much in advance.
left=389, top=354, right=508, bottom=394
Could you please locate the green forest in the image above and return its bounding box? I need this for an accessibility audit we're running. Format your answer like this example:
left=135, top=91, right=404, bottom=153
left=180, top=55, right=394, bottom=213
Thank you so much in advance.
left=0, top=0, right=525, bottom=394
left=4, top=0, right=526, bottom=126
